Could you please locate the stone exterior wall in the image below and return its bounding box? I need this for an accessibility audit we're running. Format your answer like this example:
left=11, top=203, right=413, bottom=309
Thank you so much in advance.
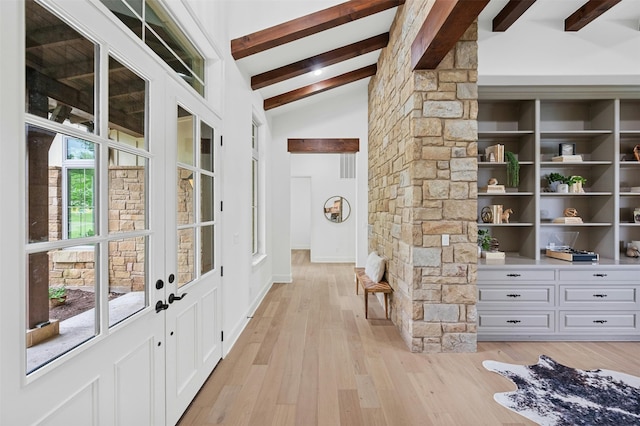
left=368, top=1, right=478, bottom=352
left=47, top=166, right=146, bottom=292
left=49, top=167, right=62, bottom=241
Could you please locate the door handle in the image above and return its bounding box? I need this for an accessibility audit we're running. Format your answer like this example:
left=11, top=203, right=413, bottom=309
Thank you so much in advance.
left=155, top=300, right=169, bottom=313
left=168, top=293, right=187, bottom=304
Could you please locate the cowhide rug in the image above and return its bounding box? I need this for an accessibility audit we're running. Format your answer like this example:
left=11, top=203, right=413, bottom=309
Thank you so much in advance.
left=483, top=355, right=640, bottom=425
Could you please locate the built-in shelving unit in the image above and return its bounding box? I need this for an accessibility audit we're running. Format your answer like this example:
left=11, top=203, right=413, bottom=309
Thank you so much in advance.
left=477, top=91, right=640, bottom=262
left=476, top=88, right=640, bottom=342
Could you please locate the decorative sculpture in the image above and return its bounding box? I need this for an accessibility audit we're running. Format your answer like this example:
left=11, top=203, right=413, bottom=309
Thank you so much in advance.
left=564, top=208, right=578, bottom=217
left=501, top=208, right=514, bottom=223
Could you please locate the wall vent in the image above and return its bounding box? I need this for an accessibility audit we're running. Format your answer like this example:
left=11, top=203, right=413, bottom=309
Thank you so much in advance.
left=340, top=153, right=356, bottom=179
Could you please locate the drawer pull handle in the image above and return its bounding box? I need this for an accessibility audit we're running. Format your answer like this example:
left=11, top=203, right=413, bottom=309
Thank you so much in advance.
left=592, top=294, right=608, bottom=298
left=593, top=320, right=608, bottom=324
left=506, top=294, right=522, bottom=298
left=506, top=273, right=521, bottom=277
left=593, top=273, right=608, bottom=277
left=506, top=320, right=521, bottom=324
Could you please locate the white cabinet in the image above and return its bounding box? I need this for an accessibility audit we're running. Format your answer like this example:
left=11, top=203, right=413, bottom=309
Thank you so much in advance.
left=478, top=262, right=639, bottom=341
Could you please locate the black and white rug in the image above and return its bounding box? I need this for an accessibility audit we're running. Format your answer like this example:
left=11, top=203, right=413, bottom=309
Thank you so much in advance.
left=483, top=355, right=640, bottom=425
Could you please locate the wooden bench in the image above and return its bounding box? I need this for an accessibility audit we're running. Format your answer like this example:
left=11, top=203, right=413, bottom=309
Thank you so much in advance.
left=354, top=267, right=392, bottom=319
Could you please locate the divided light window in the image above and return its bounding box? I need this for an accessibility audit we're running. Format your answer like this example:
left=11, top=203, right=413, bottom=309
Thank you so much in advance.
left=251, top=121, right=259, bottom=256
left=100, top=0, right=205, bottom=96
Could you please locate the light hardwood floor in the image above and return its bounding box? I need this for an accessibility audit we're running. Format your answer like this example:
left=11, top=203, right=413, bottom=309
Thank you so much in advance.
left=179, top=250, right=640, bottom=425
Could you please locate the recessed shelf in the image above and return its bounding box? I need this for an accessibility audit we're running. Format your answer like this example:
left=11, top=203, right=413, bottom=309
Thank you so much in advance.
left=478, top=192, right=534, bottom=196
left=478, top=223, right=534, bottom=227
left=540, top=192, right=613, bottom=196
left=539, top=161, right=612, bottom=166
left=478, top=161, right=534, bottom=166
left=540, top=222, right=612, bottom=227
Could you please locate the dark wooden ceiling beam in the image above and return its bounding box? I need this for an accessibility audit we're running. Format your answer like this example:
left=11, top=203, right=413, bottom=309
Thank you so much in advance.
left=411, top=0, right=489, bottom=70
left=26, top=67, right=143, bottom=136
left=565, top=0, right=621, bottom=31
left=288, top=138, right=359, bottom=153
left=492, top=0, right=537, bottom=32
left=231, top=0, right=404, bottom=60
left=26, top=24, right=85, bottom=49
left=252, top=33, right=389, bottom=90
left=264, top=64, right=376, bottom=110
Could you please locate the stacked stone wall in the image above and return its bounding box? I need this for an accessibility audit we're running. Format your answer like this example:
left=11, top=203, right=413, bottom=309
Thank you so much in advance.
left=368, top=1, right=478, bottom=352
left=47, top=166, right=146, bottom=292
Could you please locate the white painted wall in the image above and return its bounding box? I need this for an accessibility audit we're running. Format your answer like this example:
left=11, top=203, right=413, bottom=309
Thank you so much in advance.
left=477, top=0, right=640, bottom=86
left=291, top=177, right=311, bottom=249
left=291, top=154, right=355, bottom=262
left=270, top=84, right=369, bottom=274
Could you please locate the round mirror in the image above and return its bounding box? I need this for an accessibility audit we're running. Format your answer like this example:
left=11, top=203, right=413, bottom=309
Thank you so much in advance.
left=324, top=196, right=351, bottom=223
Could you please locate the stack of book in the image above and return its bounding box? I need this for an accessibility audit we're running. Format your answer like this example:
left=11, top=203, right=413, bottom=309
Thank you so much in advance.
left=482, top=184, right=506, bottom=193
left=552, top=155, right=582, bottom=162
left=552, top=216, right=583, bottom=224
left=485, top=144, right=504, bottom=162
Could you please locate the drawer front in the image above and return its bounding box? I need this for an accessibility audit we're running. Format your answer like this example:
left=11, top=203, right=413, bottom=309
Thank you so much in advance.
left=558, top=270, right=634, bottom=282
left=560, top=312, right=638, bottom=331
left=561, top=287, right=638, bottom=305
left=479, top=312, right=554, bottom=331
left=479, top=287, right=553, bottom=305
left=479, top=270, right=555, bottom=282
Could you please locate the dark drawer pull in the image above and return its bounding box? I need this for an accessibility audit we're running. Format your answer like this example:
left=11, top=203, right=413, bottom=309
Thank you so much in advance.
left=506, top=320, right=521, bottom=324
left=592, top=294, right=608, bottom=298
left=506, top=294, right=521, bottom=298
left=593, top=273, right=607, bottom=277
left=593, top=320, right=608, bottom=324
left=506, top=273, right=521, bottom=277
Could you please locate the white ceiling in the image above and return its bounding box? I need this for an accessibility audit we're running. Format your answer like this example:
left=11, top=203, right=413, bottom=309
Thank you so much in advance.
left=226, top=0, right=640, bottom=114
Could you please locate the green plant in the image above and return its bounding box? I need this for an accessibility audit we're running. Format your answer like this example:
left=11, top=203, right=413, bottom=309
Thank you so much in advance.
left=48, top=286, right=66, bottom=300
left=546, top=172, right=568, bottom=184
left=478, top=229, right=492, bottom=251
left=567, top=175, right=586, bottom=185
left=505, top=151, right=520, bottom=187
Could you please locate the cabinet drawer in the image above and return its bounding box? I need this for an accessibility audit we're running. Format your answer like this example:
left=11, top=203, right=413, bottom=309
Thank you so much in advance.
left=479, top=270, right=555, bottom=282
left=560, top=312, right=637, bottom=331
left=479, top=312, right=554, bottom=331
left=558, top=270, right=633, bottom=282
left=561, top=287, right=638, bottom=305
left=479, top=287, right=553, bottom=305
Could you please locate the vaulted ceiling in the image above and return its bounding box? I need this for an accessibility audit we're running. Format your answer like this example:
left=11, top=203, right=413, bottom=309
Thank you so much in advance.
left=230, top=0, right=634, bottom=113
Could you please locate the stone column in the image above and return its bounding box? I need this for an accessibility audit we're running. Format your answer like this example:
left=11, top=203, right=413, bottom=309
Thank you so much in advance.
left=368, top=1, right=478, bottom=352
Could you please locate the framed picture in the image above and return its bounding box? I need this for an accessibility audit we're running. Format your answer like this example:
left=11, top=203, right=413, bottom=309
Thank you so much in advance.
left=559, top=143, right=576, bottom=156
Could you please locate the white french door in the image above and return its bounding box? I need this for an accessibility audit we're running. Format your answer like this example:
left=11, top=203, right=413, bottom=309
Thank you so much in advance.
left=163, top=81, right=223, bottom=425
left=0, top=1, right=222, bottom=424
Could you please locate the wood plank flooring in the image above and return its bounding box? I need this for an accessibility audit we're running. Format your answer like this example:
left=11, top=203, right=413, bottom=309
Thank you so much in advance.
left=178, top=250, right=640, bottom=425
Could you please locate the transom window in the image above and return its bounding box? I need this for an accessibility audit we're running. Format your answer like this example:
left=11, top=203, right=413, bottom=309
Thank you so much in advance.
left=100, top=0, right=205, bottom=96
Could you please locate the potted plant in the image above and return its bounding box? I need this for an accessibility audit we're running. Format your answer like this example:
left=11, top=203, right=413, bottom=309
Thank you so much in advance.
left=49, top=286, right=67, bottom=308
left=505, top=151, right=520, bottom=188
left=478, top=229, right=492, bottom=255
left=567, top=176, right=586, bottom=193
left=546, top=172, right=568, bottom=192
